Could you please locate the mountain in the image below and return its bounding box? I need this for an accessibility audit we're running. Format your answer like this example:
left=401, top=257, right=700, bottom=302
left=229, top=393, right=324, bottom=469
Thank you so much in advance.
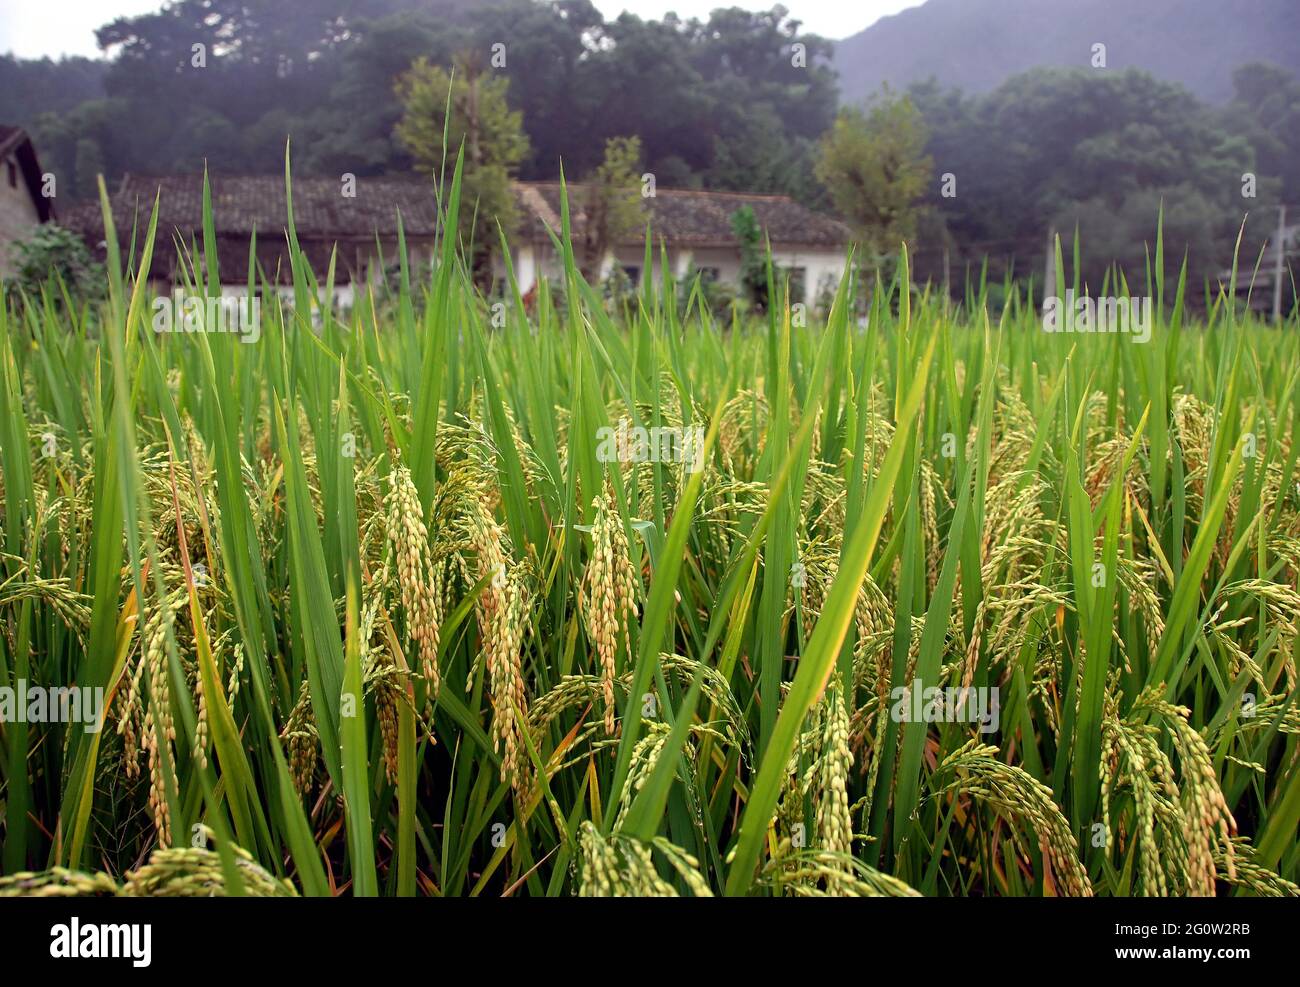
left=834, top=0, right=1300, bottom=104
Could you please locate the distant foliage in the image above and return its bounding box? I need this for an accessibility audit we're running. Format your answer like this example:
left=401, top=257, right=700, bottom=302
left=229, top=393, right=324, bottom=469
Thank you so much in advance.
left=394, top=54, right=529, bottom=282
left=731, top=206, right=769, bottom=313
left=16, top=0, right=835, bottom=205
left=3, top=224, right=103, bottom=303
left=0, top=53, right=107, bottom=122
left=814, top=88, right=932, bottom=259
left=1225, top=62, right=1300, bottom=201
left=906, top=66, right=1287, bottom=288
left=580, top=136, right=646, bottom=280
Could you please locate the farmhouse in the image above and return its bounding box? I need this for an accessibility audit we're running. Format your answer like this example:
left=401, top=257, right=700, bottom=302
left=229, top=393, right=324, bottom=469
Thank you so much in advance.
left=0, top=126, right=56, bottom=280
left=510, top=181, right=851, bottom=304
left=65, top=173, right=851, bottom=306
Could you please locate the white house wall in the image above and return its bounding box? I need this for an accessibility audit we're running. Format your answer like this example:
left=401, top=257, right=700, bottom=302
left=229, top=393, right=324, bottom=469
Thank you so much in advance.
left=0, top=155, right=42, bottom=280
left=491, top=242, right=848, bottom=306
left=770, top=248, right=849, bottom=306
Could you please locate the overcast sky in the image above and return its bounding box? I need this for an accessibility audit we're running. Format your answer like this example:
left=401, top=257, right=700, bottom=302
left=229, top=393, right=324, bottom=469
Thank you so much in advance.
left=0, top=0, right=925, bottom=59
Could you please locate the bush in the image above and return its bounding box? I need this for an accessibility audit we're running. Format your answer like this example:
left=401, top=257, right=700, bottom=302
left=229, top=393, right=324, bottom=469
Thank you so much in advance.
left=4, top=224, right=103, bottom=303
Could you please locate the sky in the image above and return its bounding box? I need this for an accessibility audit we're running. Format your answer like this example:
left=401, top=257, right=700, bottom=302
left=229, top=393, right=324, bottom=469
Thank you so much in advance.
left=589, top=1, right=923, bottom=38
left=0, top=0, right=926, bottom=59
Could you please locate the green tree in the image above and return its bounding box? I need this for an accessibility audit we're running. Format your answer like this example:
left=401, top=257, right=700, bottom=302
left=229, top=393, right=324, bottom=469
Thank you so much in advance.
left=394, top=54, right=530, bottom=285
left=815, top=88, right=932, bottom=257
left=1224, top=62, right=1300, bottom=201
left=579, top=136, right=645, bottom=280
left=731, top=206, right=768, bottom=313
left=72, top=138, right=106, bottom=201
left=291, top=11, right=464, bottom=177
left=0, top=54, right=107, bottom=125
left=3, top=225, right=103, bottom=303
left=10, top=0, right=840, bottom=205
left=583, top=6, right=836, bottom=200
left=462, top=1, right=608, bottom=178
left=907, top=68, right=1264, bottom=289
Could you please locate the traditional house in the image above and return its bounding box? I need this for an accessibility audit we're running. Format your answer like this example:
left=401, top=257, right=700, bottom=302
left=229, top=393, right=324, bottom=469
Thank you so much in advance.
left=67, top=173, right=851, bottom=306
left=65, top=174, right=438, bottom=307
left=510, top=182, right=852, bottom=304
left=0, top=126, right=56, bottom=280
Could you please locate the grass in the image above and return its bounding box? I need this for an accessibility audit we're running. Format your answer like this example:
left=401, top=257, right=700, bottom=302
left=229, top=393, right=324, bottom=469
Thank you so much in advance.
left=0, top=160, right=1298, bottom=897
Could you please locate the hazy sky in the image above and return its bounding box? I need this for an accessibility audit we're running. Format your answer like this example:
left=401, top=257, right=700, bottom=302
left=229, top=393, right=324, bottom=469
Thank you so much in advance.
left=0, top=0, right=925, bottom=59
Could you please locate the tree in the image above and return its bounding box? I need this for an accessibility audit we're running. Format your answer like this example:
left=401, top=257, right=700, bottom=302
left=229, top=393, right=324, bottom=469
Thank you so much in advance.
left=292, top=11, right=465, bottom=177
left=1224, top=62, right=1300, bottom=201
left=907, top=68, right=1267, bottom=289
left=731, top=206, right=768, bottom=313
left=10, top=1, right=838, bottom=206
left=3, top=225, right=103, bottom=303
left=579, top=137, right=645, bottom=280
left=394, top=54, right=530, bottom=285
left=462, top=1, right=607, bottom=179
left=682, top=5, right=838, bottom=147
left=72, top=139, right=106, bottom=201
left=815, top=89, right=932, bottom=258
left=0, top=54, right=107, bottom=126
left=30, top=99, right=131, bottom=206
left=581, top=5, right=836, bottom=200
left=706, top=107, right=823, bottom=203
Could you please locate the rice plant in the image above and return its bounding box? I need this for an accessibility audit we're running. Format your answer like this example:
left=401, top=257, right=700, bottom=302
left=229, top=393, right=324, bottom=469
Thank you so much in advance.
left=0, top=160, right=1297, bottom=897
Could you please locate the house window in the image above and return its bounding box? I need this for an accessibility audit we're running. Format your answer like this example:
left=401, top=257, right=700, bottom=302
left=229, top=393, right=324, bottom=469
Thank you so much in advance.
left=6, top=161, right=16, bottom=189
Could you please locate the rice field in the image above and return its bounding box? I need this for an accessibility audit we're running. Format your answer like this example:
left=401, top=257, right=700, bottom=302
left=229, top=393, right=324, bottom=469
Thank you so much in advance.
left=1, top=167, right=1298, bottom=898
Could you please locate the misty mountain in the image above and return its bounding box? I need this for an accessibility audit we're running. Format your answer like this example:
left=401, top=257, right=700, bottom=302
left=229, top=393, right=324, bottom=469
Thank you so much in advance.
left=834, top=0, right=1300, bottom=104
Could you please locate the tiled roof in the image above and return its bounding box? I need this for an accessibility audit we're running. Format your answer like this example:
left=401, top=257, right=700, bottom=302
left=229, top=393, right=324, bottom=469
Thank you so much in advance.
left=66, top=173, right=850, bottom=250
left=518, top=181, right=852, bottom=248
left=63, top=173, right=439, bottom=240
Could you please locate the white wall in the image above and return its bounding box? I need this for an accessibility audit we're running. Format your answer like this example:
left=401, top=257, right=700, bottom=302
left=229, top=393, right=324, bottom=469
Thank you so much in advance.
left=0, top=154, right=42, bottom=280
left=685, top=247, right=743, bottom=288
left=494, top=243, right=561, bottom=293
left=770, top=247, right=848, bottom=306
left=492, top=242, right=848, bottom=307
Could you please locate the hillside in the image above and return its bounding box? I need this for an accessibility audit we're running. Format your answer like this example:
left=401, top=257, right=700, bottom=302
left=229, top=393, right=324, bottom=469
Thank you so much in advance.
left=834, top=0, right=1300, bottom=104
